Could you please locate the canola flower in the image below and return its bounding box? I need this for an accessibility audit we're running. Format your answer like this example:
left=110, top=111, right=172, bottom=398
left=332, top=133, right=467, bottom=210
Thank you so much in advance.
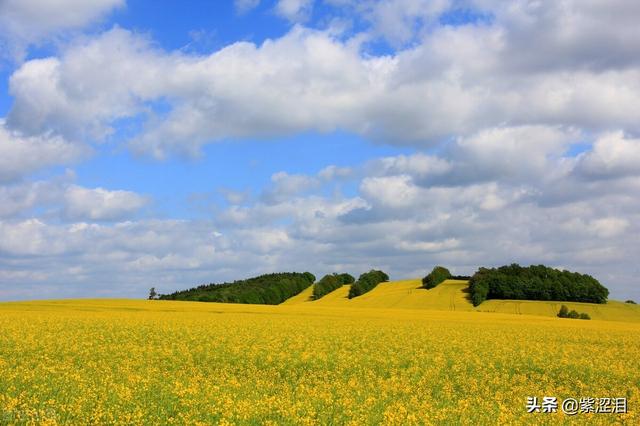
left=0, top=295, right=638, bottom=425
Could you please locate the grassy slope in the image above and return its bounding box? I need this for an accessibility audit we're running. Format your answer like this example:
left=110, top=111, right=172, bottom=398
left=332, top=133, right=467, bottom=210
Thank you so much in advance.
left=307, top=285, right=351, bottom=306
left=281, top=279, right=640, bottom=322
left=478, top=299, right=640, bottom=322
left=279, top=285, right=314, bottom=305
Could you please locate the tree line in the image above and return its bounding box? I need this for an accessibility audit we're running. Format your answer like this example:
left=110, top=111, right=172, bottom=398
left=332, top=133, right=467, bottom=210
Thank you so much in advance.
left=158, top=272, right=315, bottom=305
left=468, top=264, right=609, bottom=306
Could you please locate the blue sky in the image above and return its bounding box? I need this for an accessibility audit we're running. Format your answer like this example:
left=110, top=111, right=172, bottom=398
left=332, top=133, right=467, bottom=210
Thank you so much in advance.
left=4, top=0, right=422, bottom=219
left=1, top=0, right=640, bottom=301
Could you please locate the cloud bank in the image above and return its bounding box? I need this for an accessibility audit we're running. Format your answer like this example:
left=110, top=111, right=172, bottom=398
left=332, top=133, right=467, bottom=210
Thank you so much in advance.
left=1, top=0, right=639, bottom=301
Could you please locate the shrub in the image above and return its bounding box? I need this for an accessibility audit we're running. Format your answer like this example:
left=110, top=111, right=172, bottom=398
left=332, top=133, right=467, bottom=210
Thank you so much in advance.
left=625, top=300, right=637, bottom=304
left=422, top=266, right=451, bottom=289
left=557, top=305, right=569, bottom=318
left=468, top=264, right=609, bottom=306
left=348, top=270, right=389, bottom=299
left=558, top=305, right=591, bottom=320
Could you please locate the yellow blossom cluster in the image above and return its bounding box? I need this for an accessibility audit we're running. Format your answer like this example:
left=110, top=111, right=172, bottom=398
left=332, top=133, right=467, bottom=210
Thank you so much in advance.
left=0, top=297, right=638, bottom=424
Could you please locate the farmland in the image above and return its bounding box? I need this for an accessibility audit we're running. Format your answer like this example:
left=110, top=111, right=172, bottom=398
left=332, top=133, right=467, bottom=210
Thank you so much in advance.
left=1, top=281, right=639, bottom=424
left=294, top=279, right=640, bottom=323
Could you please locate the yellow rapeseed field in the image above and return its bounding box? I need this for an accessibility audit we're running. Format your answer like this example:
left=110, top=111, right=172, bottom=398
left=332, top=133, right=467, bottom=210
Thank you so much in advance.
left=295, top=279, right=640, bottom=323
left=1, top=286, right=639, bottom=424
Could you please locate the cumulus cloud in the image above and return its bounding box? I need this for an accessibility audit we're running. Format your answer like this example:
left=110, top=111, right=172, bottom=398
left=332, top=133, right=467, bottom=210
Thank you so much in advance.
left=63, top=185, right=148, bottom=221
left=325, top=0, right=453, bottom=45
left=575, top=132, right=640, bottom=180
left=0, top=0, right=124, bottom=59
left=0, top=180, right=63, bottom=218
left=2, top=1, right=640, bottom=303
left=5, top=125, right=640, bottom=301
left=7, top=2, right=640, bottom=158
left=0, top=176, right=148, bottom=222
left=276, top=0, right=314, bottom=22
left=0, top=120, right=83, bottom=183
left=261, top=171, right=320, bottom=204
left=318, top=165, right=353, bottom=180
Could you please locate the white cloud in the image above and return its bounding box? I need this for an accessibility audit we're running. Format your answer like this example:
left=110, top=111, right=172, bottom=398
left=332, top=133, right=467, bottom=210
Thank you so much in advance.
left=2, top=136, right=640, bottom=301
left=367, top=153, right=452, bottom=179
left=276, top=0, right=314, bottom=22
left=2, top=1, right=640, bottom=303
left=447, top=126, right=578, bottom=184
left=0, top=180, right=62, bottom=218
left=589, top=217, right=630, bottom=239
left=576, top=132, right=640, bottom=179
left=63, top=185, right=148, bottom=221
left=8, top=31, right=162, bottom=141
left=318, top=165, right=352, bottom=180
left=360, top=175, right=419, bottom=209
left=235, top=0, right=261, bottom=14
left=0, top=120, right=83, bottom=183
left=0, top=0, right=124, bottom=59
left=261, top=171, right=320, bottom=204
left=7, top=7, right=640, bottom=158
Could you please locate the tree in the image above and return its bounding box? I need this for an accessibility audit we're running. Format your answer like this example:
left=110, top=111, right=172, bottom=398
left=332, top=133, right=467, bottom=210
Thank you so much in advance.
left=348, top=270, right=389, bottom=299
left=336, top=273, right=355, bottom=285
left=313, top=274, right=342, bottom=300
left=148, top=287, right=157, bottom=300
left=422, top=266, right=451, bottom=289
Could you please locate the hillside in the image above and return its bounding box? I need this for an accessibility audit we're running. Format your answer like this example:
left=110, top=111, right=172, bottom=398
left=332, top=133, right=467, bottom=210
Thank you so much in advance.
left=477, top=299, right=640, bottom=322
left=279, top=285, right=314, bottom=305
left=281, top=279, right=640, bottom=322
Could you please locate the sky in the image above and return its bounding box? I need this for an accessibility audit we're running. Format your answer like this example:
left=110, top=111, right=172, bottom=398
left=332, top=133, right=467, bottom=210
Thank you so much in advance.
left=0, top=0, right=639, bottom=301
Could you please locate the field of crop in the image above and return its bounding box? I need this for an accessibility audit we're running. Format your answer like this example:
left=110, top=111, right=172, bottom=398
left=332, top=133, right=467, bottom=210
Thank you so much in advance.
left=1, top=297, right=639, bottom=425
left=290, top=279, right=640, bottom=323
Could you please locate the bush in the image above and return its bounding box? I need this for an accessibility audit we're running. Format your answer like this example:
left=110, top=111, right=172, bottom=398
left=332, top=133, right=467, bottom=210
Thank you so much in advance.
left=348, top=270, right=389, bottom=299
left=468, top=264, right=609, bottom=306
left=625, top=300, right=637, bottom=304
left=422, top=266, right=451, bottom=289
left=158, top=272, right=314, bottom=305
left=567, top=310, right=580, bottom=319
left=558, top=305, right=591, bottom=320
left=557, top=305, right=569, bottom=318
left=313, top=274, right=343, bottom=300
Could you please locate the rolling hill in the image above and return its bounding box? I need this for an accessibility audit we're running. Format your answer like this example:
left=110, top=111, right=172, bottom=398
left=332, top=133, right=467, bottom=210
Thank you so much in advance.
left=281, top=279, right=640, bottom=322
